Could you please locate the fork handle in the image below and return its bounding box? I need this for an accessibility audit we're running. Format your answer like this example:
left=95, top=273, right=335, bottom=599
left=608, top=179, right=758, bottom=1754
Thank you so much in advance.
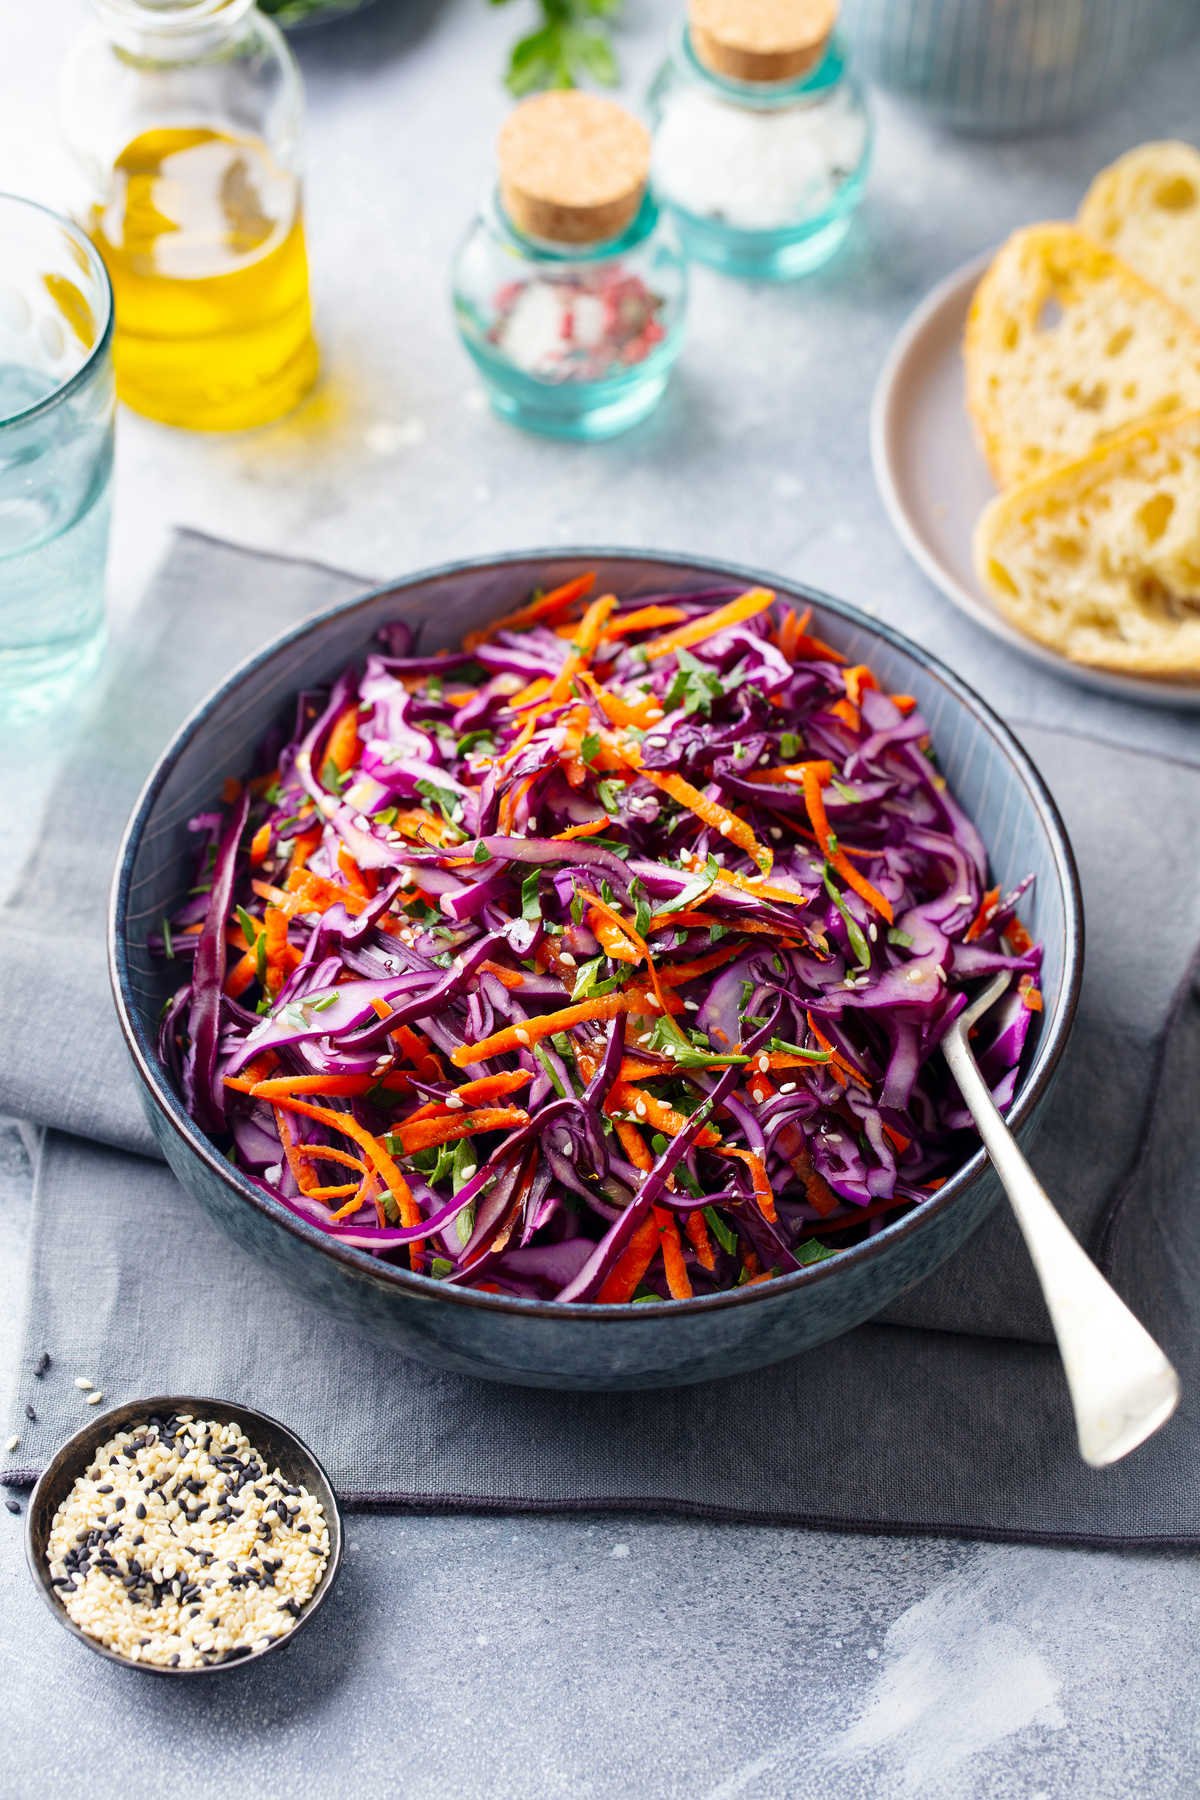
left=942, top=1027, right=1180, bottom=1467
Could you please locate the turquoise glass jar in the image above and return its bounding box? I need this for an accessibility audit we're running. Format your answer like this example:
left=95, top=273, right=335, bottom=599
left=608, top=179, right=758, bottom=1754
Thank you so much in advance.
left=648, top=13, right=871, bottom=280
left=452, top=94, right=687, bottom=441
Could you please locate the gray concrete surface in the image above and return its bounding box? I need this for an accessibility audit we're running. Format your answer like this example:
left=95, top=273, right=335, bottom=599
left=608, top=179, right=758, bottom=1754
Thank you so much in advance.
left=2, top=1, right=1199, bottom=1794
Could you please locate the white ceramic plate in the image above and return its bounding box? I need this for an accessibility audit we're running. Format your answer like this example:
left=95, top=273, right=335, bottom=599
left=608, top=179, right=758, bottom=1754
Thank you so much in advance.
left=870, top=252, right=1200, bottom=711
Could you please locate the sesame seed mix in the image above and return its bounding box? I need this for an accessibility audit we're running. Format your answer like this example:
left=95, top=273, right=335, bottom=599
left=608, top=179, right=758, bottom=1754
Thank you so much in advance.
left=45, top=1414, right=330, bottom=1669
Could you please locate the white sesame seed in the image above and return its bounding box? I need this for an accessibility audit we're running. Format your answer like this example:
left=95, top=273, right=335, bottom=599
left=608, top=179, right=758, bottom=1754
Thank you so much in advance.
left=86, top=1392, right=103, bottom=1406
left=769, top=827, right=782, bottom=840
left=718, top=822, right=732, bottom=837
left=683, top=1000, right=699, bottom=1012
left=646, top=995, right=661, bottom=1010
left=514, top=1028, right=531, bottom=1046
left=5, top=1434, right=18, bottom=1452
left=757, top=1053, right=770, bottom=1073
left=779, top=1082, right=797, bottom=1094
left=558, top=952, right=577, bottom=968
left=634, top=1099, right=648, bottom=1118
left=445, top=1095, right=465, bottom=1111
left=459, top=1165, right=477, bottom=1183
left=74, top=1378, right=93, bottom=1391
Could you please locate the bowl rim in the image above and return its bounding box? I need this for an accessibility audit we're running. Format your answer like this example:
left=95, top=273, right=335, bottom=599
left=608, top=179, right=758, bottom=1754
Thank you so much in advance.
left=25, top=1392, right=343, bottom=1675
left=109, top=546, right=1084, bottom=1321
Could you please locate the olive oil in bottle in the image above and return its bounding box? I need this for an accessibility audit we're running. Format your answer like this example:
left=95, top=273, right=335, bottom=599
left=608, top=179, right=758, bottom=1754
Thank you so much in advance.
left=61, top=0, right=319, bottom=432
left=90, top=126, right=318, bottom=430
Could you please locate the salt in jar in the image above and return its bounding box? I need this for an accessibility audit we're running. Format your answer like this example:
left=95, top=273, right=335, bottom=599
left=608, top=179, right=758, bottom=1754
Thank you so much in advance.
left=648, top=0, right=871, bottom=279
left=452, top=92, right=688, bottom=439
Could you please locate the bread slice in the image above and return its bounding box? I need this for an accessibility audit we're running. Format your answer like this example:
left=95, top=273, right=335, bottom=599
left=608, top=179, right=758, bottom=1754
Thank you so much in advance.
left=974, top=409, right=1200, bottom=677
left=1079, top=141, right=1200, bottom=325
left=964, top=223, right=1200, bottom=488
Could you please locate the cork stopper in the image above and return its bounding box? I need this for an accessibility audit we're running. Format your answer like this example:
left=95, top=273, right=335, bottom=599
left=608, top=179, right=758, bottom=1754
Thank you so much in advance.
left=689, top=0, right=837, bottom=83
left=498, top=92, right=651, bottom=247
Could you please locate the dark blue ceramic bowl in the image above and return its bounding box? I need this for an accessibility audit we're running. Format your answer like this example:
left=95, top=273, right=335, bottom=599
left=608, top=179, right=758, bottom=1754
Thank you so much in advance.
left=110, top=551, right=1082, bottom=1390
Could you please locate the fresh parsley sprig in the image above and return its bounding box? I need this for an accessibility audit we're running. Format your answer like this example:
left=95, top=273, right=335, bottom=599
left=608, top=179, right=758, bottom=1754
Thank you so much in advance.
left=493, top=0, right=622, bottom=96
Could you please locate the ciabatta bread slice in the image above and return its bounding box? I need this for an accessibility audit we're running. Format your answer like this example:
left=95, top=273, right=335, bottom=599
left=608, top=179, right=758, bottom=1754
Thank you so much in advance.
left=974, top=409, right=1200, bottom=677
left=1079, top=140, right=1200, bottom=325
left=964, top=223, right=1200, bottom=488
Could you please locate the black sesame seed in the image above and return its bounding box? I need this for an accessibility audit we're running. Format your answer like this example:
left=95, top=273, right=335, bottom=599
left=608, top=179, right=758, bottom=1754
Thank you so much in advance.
left=168, top=1654, right=180, bottom=1668
left=34, top=1352, right=51, bottom=1379
left=24, top=1404, right=37, bottom=1423
left=114, top=1496, right=126, bottom=1512
left=4, top=1499, right=19, bottom=1516
left=135, top=1502, right=146, bottom=1520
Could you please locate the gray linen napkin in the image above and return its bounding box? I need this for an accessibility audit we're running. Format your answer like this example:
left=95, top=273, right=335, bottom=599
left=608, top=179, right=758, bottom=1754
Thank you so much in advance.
left=2, top=532, right=1198, bottom=1543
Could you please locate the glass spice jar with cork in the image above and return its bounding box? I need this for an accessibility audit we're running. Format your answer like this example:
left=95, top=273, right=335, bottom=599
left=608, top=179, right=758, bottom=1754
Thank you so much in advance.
left=452, top=92, right=688, bottom=440
left=648, top=0, right=871, bottom=279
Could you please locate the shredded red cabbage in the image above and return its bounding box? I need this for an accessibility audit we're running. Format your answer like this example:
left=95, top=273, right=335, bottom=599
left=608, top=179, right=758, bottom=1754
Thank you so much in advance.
left=156, top=579, right=1043, bottom=1303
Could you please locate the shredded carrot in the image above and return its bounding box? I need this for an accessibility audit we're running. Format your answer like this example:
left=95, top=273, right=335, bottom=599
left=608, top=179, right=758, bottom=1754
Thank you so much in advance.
left=582, top=889, right=671, bottom=1016
left=1019, top=978, right=1043, bottom=1013
left=548, top=592, right=618, bottom=701
left=221, top=776, right=243, bottom=806
left=223, top=951, right=257, bottom=1000
left=577, top=669, right=662, bottom=732
left=789, top=1144, right=839, bottom=1216
left=805, top=1010, right=871, bottom=1090
left=463, top=572, right=595, bottom=651
left=654, top=943, right=742, bottom=988
left=552, top=816, right=612, bottom=842
left=892, top=694, right=918, bottom=716
left=1005, top=918, right=1035, bottom=956
left=242, top=1072, right=412, bottom=1100
left=249, top=822, right=271, bottom=867
left=451, top=992, right=680, bottom=1069
left=842, top=664, right=878, bottom=708
left=656, top=1208, right=693, bottom=1299
left=614, top=1118, right=652, bottom=1172
left=790, top=629, right=846, bottom=665
left=965, top=887, right=1001, bottom=943
left=395, top=1106, right=529, bottom=1156
left=326, top=703, right=361, bottom=776
left=605, top=1081, right=721, bottom=1148
left=600, top=603, right=688, bottom=640
left=288, top=828, right=320, bottom=876
left=262, top=905, right=297, bottom=996
left=478, top=959, right=526, bottom=990
left=801, top=764, right=893, bottom=923
left=640, top=588, right=773, bottom=661
left=647, top=908, right=806, bottom=944
left=718, top=1146, right=777, bottom=1222
left=829, top=698, right=860, bottom=733
left=290, top=1144, right=367, bottom=1174
left=684, top=1210, right=716, bottom=1271
left=745, top=759, right=834, bottom=787
left=262, top=1094, right=423, bottom=1252
left=597, top=1211, right=662, bottom=1303
left=391, top=1023, right=444, bottom=1081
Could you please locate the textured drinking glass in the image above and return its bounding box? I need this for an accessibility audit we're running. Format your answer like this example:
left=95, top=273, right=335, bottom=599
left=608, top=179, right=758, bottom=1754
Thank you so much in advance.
left=0, top=194, right=114, bottom=715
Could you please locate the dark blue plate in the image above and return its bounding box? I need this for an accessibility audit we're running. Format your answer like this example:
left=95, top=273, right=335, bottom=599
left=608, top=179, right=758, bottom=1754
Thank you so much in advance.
left=109, top=551, right=1083, bottom=1389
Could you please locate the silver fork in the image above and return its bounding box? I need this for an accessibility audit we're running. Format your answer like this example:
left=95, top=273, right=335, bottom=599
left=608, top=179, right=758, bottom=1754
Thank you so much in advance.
left=941, top=973, right=1180, bottom=1467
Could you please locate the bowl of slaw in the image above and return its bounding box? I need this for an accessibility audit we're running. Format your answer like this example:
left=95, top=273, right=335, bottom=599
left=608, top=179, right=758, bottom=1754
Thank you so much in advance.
left=110, top=551, right=1082, bottom=1389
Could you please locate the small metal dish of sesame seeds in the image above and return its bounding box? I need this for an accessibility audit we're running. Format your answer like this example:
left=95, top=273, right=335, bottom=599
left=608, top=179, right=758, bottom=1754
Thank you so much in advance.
left=25, top=1395, right=342, bottom=1675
